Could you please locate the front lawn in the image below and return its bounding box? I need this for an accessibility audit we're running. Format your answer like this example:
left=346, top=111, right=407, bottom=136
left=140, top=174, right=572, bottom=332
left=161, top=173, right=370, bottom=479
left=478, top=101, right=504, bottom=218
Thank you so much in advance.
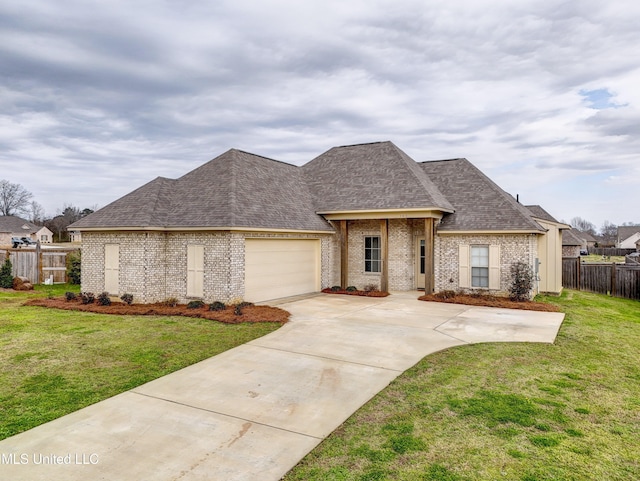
left=284, top=290, right=640, bottom=481
left=0, top=285, right=282, bottom=440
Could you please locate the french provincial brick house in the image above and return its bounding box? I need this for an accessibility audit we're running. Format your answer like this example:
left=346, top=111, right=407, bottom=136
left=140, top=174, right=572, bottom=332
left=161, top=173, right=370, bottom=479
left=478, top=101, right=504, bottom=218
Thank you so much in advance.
left=69, top=141, right=568, bottom=303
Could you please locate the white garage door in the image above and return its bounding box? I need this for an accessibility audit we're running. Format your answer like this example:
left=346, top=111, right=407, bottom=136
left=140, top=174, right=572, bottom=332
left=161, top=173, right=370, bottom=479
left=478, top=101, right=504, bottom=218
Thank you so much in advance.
left=245, top=239, right=320, bottom=302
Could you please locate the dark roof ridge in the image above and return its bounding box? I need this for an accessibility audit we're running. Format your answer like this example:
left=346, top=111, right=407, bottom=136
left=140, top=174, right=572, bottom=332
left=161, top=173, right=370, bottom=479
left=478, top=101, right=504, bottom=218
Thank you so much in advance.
left=231, top=148, right=298, bottom=168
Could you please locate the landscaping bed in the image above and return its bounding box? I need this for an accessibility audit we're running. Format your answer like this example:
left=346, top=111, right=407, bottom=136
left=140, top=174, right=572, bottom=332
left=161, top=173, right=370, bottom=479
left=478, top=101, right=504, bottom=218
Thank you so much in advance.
left=419, top=292, right=560, bottom=312
left=25, top=297, right=290, bottom=324
left=321, top=287, right=389, bottom=297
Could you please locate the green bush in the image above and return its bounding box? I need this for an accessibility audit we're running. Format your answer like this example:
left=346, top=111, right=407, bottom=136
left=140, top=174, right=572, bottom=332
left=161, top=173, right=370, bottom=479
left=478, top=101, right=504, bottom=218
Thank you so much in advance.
left=187, top=300, right=205, bottom=309
left=66, top=251, right=81, bottom=285
left=509, top=262, right=535, bottom=301
left=346, top=286, right=358, bottom=292
left=209, top=301, right=226, bottom=311
left=96, top=292, right=111, bottom=306
left=80, top=292, right=95, bottom=304
left=162, top=297, right=179, bottom=307
left=0, top=258, right=12, bottom=288
left=330, top=285, right=342, bottom=292
left=65, top=291, right=77, bottom=301
left=120, top=293, right=134, bottom=305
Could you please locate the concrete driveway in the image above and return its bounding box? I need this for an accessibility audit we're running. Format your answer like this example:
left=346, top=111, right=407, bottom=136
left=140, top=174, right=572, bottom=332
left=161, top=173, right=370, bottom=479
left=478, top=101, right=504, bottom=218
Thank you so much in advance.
left=0, top=292, right=564, bottom=481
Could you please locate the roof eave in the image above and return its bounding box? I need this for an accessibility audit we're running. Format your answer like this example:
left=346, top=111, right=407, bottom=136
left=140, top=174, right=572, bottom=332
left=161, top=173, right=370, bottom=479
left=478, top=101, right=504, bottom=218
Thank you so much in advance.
left=68, top=225, right=335, bottom=234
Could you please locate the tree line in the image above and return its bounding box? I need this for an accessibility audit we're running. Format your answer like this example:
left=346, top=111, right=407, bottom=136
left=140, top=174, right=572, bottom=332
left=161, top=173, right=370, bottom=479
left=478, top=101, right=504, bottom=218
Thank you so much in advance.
left=0, top=179, right=94, bottom=242
left=569, top=216, right=638, bottom=246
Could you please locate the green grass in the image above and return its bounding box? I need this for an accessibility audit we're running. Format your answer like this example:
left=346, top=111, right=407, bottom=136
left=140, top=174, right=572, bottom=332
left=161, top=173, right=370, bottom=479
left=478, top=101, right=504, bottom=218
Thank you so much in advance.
left=0, top=285, right=281, bottom=440
left=580, top=254, right=626, bottom=264
left=283, top=290, right=640, bottom=481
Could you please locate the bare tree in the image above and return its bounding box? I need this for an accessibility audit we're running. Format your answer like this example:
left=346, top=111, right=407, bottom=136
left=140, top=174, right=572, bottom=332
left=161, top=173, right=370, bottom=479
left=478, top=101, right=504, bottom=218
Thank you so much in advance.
left=0, top=180, right=33, bottom=216
left=570, top=217, right=596, bottom=235
left=600, top=220, right=617, bottom=245
left=28, top=201, right=46, bottom=224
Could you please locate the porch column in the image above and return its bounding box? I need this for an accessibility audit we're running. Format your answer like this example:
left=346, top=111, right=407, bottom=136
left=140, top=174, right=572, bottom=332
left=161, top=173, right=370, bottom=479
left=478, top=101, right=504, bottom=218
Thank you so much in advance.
left=424, top=218, right=435, bottom=293
left=340, top=220, right=349, bottom=288
left=380, top=219, right=389, bottom=292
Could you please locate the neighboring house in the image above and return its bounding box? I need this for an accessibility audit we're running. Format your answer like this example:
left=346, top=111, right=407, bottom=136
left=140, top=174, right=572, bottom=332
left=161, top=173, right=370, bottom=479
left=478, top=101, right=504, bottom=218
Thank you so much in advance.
left=617, top=226, right=640, bottom=249
left=526, top=205, right=571, bottom=294
left=573, top=230, right=597, bottom=251
left=69, top=230, right=82, bottom=243
left=0, top=215, right=52, bottom=245
left=69, top=141, right=568, bottom=303
left=562, top=229, right=583, bottom=257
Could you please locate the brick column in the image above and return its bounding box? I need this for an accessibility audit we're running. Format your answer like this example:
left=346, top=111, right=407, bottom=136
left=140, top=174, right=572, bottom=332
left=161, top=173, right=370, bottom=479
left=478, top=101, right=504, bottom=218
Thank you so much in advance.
left=424, top=218, right=435, bottom=293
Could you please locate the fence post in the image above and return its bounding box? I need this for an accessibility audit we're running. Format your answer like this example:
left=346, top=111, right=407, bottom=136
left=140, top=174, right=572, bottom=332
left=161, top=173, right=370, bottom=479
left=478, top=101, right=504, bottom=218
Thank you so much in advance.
left=36, top=242, right=42, bottom=284
left=577, top=258, right=581, bottom=291
left=611, top=262, right=616, bottom=297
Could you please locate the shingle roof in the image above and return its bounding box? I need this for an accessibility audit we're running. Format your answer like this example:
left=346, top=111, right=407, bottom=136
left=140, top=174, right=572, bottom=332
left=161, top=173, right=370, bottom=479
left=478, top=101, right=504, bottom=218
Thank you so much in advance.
left=0, top=215, right=38, bottom=234
left=617, top=226, right=640, bottom=243
left=562, top=229, right=583, bottom=246
left=303, top=141, right=454, bottom=213
left=71, top=149, right=333, bottom=232
left=526, top=205, right=561, bottom=224
left=419, top=158, right=546, bottom=232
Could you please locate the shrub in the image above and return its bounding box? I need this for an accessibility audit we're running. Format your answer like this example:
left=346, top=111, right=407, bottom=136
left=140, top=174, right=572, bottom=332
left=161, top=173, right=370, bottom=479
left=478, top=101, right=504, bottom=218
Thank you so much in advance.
left=187, top=300, right=205, bottom=309
left=363, top=283, right=378, bottom=292
left=65, top=291, right=77, bottom=301
left=346, top=286, right=358, bottom=292
left=509, top=262, right=535, bottom=301
left=234, top=304, right=244, bottom=316
left=209, top=301, right=226, bottom=311
left=162, top=297, right=179, bottom=307
left=96, top=292, right=111, bottom=306
left=330, top=285, right=342, bottom=292
left=434, top=290, right=457, bottom=300
left=80, top=292, right=95, bottom=304
left=66, top=251, right=81, bottom=285
left=236, top=301, right=254, bottom=308
left=0, top=258, right=13, bottom=288
left=120, top=293, right=134, bottom=305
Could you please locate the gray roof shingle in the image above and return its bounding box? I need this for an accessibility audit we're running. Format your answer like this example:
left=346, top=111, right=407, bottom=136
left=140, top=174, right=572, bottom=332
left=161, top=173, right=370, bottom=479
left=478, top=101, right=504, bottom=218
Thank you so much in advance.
left=562, top=229, right=583, bottom=246
left=0, top=215, right=39, bottom=234
left=303, top=141, right=454, bottom=213
left=420, top=158, right=545, bottom=232
left=71, top=149, right=333, bottom=232
left=526, top=205, right=562, bottom=224
left=617, top=225, right=640, bottom=243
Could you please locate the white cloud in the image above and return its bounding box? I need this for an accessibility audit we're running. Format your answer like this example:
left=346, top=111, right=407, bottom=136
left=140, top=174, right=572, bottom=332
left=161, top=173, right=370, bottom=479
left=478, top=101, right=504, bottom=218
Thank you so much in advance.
left=0, top=0, right=638, bottom=225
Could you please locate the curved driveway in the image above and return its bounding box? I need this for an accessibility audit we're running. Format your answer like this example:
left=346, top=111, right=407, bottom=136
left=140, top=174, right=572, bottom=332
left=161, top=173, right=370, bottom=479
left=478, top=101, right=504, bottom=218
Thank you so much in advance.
left=0, top=292, right=564, bottom=481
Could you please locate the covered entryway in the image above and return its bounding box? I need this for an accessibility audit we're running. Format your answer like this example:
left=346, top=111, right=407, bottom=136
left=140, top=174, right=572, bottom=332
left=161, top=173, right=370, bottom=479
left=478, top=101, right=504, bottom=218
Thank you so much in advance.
left=244, top=239, right=320, bottom=302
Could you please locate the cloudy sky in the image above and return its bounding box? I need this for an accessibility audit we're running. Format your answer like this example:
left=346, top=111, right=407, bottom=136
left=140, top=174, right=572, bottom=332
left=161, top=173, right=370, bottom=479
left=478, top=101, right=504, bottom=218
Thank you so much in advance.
left=1, top=0, right=638, bottom=228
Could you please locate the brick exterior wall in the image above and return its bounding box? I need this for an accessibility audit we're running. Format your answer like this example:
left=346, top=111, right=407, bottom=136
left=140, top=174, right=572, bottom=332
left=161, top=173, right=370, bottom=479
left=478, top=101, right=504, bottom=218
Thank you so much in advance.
left=435, top=233, right=538, bottom=295
left=81, top=225, right=542, bottom=302
left=81, top=230, right=335, bottom=304
left=562, top=246, right=580, bottom=257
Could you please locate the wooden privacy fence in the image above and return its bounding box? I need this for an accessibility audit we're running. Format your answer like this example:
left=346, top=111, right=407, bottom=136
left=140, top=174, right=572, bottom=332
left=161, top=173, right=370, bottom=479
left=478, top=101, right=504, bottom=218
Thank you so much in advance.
left=563, top=257, right=640, bottom=300
left=0, top=247, right=79, bottom=284
left=588, top=247, right=636, bottom=257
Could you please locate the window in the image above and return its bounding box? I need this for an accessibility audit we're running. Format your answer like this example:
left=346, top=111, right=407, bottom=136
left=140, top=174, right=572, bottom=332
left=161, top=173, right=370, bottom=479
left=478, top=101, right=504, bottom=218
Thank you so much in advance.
left=471, top=245, right=489, bottom=287
left=364, top=236, right=381, bottom=273
left=459, top=244, right=500, bottom=290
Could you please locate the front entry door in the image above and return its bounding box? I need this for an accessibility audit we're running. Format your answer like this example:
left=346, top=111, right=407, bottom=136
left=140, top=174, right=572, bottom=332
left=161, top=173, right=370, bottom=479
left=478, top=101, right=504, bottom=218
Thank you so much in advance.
left=416, top=238, right=425, bottom=289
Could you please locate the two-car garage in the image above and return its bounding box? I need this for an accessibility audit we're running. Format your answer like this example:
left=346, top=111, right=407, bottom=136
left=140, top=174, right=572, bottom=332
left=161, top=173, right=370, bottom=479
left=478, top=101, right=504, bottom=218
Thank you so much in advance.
left=244, top=238, right=321, bottom=303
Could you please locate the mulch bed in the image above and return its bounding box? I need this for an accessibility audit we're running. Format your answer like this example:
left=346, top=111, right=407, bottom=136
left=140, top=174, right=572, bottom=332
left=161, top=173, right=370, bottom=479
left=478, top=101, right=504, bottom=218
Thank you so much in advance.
left=24, top=298, right=290, bottom=324
left=321, top=288, right=389, bottom=297
left=418, top=293, right=560, bottom=312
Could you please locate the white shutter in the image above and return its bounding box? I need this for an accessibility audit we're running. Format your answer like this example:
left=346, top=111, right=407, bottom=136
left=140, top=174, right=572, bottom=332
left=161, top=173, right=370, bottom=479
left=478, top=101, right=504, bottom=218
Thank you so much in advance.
left=489, top=245, right=501, bottom=290
left=459, top=244, right=470, bottom=288
left=187, top=245, right=204, bottom=298
left=104, top=244, right=120, bottom=294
